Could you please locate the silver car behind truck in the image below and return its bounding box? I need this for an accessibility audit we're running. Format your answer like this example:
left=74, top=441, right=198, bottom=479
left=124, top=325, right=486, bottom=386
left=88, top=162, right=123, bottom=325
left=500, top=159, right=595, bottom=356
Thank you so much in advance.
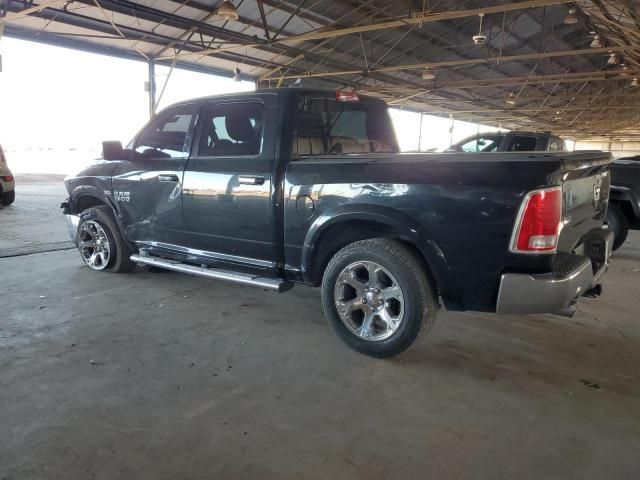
left=0, top=145, right=16, bottom=206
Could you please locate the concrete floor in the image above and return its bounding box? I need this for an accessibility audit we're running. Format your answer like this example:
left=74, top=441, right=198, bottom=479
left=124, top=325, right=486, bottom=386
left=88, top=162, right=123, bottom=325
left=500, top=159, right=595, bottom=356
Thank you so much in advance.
left=0, top=175, right=70, bottom=257
left=2, top=178, right=640, bottom=479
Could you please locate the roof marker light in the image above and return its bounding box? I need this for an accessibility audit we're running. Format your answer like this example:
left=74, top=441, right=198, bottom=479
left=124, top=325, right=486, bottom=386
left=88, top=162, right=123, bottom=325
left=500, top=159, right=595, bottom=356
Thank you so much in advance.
left=336, top=90, right=359, bottom=102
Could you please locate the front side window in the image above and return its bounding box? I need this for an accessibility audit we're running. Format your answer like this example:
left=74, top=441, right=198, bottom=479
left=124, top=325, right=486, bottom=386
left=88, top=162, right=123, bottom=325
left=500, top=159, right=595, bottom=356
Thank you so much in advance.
left=508, top=135, right=538, bottom=151
left=294, top=97, right=398, bottom=157
left=459, top=135, right=503, bottom=152
left=198, top=102, right=264, bottom=157
left=135, top=104, right=199, bottom=159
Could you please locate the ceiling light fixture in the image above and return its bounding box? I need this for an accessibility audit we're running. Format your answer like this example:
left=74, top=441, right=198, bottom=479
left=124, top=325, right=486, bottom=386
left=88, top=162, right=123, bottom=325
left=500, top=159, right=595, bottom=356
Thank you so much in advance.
left=233, top=67, right=241, bottom=82
left=422, top=70, right=436, bottom=80
left=620, top=64, right=631, bottom=77
left=607, top=52, right=619, bottom=66
left=563, top=7, right=578, bottom=25
left=504, top=92, right=517, bottom=106
left=216, top=1, right=239, bottom=21
left=630, top=77, right=640, bottom=89
left=472, top=13, right=487, bottom=45
left=590, top=33, right=602, bottom=48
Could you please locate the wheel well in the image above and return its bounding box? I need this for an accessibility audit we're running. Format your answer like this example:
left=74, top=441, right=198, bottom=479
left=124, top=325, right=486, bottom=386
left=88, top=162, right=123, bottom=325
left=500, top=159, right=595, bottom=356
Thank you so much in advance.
left=75, top=195, right=107, bottom=213
left=610, top=199, right=634, bottom=223
left=308, top=220, right=438, bottom=291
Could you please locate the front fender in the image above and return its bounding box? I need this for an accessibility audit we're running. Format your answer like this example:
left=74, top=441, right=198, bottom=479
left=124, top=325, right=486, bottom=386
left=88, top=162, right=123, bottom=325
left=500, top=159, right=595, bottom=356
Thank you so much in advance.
left=64, top=184, right=133, bottom=247
left=67, top=185, right=118, bottom=215
left=301, top=204, right=457, bottom=307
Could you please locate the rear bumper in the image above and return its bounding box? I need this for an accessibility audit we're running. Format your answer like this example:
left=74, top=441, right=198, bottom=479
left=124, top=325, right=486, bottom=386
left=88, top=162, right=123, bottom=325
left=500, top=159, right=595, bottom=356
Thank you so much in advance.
left=0, top=166, right=15, bottom=192
left=496, top=229, right=613, bottom=315
left=0, top=178, right=15, bottom=194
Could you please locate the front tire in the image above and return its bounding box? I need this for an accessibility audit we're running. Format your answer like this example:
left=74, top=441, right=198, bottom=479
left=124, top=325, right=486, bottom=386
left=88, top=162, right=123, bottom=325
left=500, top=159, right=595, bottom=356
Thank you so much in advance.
left=321, top=239, right=438, bottom=358
left=76, top=206, right=135, bottom=273
left=1, top=190, right=15, bottom=206
left=606, top=204, right=629, bottom=251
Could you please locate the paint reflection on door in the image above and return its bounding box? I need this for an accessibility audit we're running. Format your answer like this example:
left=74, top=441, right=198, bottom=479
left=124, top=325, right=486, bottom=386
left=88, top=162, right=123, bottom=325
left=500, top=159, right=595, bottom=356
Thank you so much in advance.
left=112, top=102, right=199, bottom=243
left=182, top=97, right=276, bottom=263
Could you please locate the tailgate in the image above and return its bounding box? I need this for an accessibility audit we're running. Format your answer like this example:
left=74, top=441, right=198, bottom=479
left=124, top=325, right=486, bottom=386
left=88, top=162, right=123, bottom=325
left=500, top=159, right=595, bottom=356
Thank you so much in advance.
left=559, top=151, right=612, bottom=252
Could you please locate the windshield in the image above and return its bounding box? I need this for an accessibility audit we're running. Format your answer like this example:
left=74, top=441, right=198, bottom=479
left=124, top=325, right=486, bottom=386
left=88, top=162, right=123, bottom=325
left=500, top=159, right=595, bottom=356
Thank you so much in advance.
left=294, top=96, right=399, bottom=156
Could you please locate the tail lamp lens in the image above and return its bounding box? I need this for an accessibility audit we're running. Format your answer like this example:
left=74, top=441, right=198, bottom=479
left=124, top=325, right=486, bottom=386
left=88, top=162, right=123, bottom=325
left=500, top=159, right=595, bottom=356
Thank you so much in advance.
left=1, top=175, right=13, bottom=182
left=511, top=187, right=562, bottom=253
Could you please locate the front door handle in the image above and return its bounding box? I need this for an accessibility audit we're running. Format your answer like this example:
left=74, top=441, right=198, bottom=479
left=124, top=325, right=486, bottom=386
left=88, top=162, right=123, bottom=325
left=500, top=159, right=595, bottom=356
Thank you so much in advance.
left=238, top=175, right=265, bottom=185
left=157, top=174, right=179, bottom=182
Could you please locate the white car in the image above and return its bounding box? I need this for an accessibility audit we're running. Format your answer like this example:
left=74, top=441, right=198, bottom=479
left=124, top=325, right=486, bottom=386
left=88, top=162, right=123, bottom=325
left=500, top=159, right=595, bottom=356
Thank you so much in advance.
left=0, top=145, right=15, bottom=206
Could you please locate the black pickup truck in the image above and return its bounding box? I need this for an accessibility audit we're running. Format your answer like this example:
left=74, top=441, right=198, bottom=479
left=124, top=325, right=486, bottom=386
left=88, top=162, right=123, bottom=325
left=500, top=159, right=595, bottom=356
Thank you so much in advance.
left=62, top=88, right=613, bottom=357
left=445, top=131, right=566, bottom=153
left=607, top=155, right=640, bottom=250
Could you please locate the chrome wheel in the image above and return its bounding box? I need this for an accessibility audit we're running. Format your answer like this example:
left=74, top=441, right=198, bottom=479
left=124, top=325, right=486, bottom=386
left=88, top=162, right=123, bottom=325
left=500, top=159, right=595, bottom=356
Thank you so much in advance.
left=334, top=261, right=405, bottom=341
left=78, top=220, right=111, bottom=270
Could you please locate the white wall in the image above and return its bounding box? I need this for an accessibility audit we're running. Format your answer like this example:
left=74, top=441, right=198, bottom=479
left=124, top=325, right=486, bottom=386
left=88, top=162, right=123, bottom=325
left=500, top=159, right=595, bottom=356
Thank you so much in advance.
left=574, top=141, right=640, bottom=158
left=0, top=38, right=253, bottom=174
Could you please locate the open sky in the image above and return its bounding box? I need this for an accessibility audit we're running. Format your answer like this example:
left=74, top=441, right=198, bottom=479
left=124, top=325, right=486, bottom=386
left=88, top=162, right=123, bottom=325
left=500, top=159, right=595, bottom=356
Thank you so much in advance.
left=0, top=36, right=493, bottom=172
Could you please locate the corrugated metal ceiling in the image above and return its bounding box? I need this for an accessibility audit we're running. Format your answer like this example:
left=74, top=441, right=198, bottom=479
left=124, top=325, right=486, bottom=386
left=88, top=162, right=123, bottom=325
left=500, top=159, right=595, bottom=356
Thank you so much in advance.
left=2, top=0, right=640, bottom=139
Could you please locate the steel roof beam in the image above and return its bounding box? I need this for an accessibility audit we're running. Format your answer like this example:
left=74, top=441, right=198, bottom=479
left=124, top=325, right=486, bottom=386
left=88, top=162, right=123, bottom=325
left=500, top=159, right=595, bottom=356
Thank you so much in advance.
left=161, top=0, right=571, bottom=60
left=5, top=2, right=306, bottom=76
left=65, top=0, right=436, bottom=92
left=259, top=45, right=640, bottom=81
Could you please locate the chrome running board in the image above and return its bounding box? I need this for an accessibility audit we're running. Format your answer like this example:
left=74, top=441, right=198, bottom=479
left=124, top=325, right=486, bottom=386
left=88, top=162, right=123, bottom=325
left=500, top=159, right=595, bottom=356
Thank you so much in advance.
left=130, top=253, right=291, bottom=293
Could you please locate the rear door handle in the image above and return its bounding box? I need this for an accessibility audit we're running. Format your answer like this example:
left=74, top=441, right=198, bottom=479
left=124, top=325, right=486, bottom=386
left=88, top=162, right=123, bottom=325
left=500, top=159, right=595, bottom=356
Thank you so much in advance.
left=157, top=174, right=179, bottom=182
left=238, top=175, right=265, bottom=185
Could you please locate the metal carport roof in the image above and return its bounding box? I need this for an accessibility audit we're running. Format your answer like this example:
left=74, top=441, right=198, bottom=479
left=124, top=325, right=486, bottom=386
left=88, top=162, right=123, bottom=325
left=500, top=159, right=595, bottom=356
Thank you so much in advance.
left=2, top=0, right=640, bottom=139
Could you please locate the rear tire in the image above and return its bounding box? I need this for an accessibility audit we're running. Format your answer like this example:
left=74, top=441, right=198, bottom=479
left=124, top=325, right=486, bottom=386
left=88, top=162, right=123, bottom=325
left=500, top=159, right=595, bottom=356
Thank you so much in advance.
left=77, top=206, right=135, bottom=273
left=1, top=190, right=15, bottom=206
left=321, top=238, right=438, bottom=358
left=607, top=203, right=629, bottom=251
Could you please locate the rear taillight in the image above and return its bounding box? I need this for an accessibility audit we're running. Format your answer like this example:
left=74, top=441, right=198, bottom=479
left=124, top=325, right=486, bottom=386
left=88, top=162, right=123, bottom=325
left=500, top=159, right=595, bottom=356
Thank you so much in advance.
left=510, top=187, right=562, bottom=253
left=1, top=176, right=14, bottom=182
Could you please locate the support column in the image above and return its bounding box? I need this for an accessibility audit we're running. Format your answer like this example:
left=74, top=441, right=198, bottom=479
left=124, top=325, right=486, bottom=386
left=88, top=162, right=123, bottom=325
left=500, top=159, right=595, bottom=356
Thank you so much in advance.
left=147, top=60, right=156, bottom=119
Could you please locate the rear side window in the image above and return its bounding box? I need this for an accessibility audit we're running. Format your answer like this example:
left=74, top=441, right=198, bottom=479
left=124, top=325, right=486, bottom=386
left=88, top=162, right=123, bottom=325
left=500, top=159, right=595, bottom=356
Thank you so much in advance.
left=198, top=102, right=264, bottom=157
left=134, top=104, right=199, bottom=159
left=508, top=135, right=538, bottom=151
left=294, top=97, right=398, bottom=157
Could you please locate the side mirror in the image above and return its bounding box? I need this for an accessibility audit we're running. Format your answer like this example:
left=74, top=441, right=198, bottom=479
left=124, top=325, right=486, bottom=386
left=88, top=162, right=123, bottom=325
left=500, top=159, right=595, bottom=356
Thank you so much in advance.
left=102, top=141, right=125, bottom=160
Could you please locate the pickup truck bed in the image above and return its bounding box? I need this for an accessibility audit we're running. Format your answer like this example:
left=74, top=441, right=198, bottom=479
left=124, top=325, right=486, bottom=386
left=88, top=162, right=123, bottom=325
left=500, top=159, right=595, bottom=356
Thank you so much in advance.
left=285, top=151, right=611, bottom=312
left=61, top=88, right=613, bottom=357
